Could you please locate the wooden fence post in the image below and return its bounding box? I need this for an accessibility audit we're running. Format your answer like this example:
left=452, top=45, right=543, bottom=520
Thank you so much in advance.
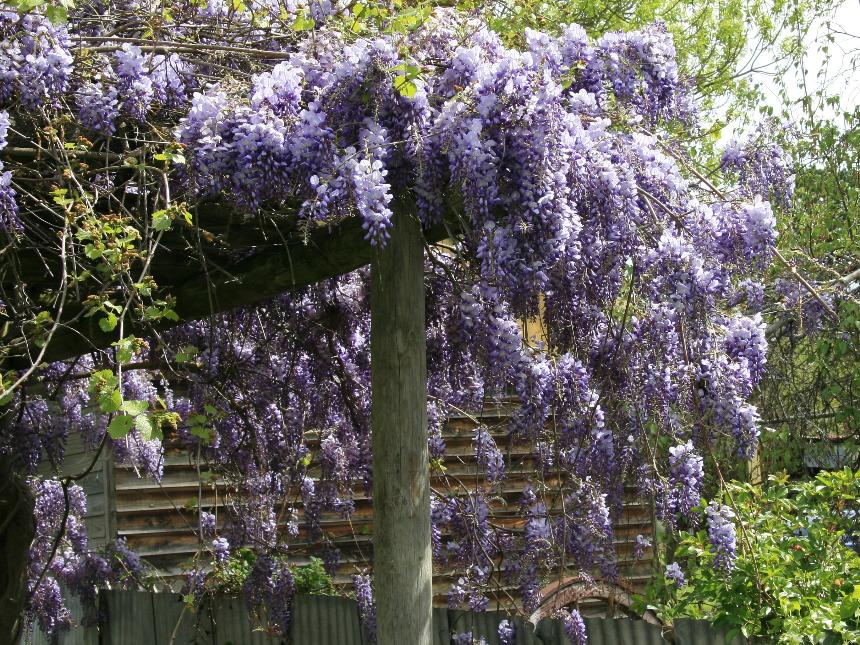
left=370, top=205, right=432, bottom=645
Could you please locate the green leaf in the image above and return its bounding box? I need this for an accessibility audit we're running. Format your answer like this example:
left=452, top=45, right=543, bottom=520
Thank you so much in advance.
left=393, top=76, right=417, bottom=98
left=85, top=245, right=103, bottom=260
left=134, top=413, right=158, bottom=441
left=99, top=312, right=118, bottom=333
left=190, top=425, right=213, bottom=442
left=292, top=14, right=315, bottom=30
left=45, top=4, right=68, bottom=24
left=175, top=345, right=199, bottom=363
left=142, top=306, right=160, bottom=320
left=152, top=209, right=173, bottom=231
left=114, top=337, right=136, bottom=364
left=107, top=414, right=134, bottom=439
left=100, top=388, right=123, bottom=413
left=121, top=399, right=149, bottom=416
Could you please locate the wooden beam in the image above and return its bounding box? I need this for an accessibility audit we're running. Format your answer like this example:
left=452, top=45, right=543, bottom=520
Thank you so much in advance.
left=370, top=203, right=433, bottom=645
left=19, top=207, right=457, bottom=365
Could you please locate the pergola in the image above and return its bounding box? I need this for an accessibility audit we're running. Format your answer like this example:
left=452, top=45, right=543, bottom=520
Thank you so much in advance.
left=6, top=196, right=454, bottom=645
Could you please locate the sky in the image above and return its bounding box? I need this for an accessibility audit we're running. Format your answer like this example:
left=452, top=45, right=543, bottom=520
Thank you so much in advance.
left=750, top=0, right=859, bottom=126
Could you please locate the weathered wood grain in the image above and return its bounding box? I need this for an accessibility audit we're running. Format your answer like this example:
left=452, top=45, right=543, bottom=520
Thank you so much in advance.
left=370, top=205, right=433, bottom=645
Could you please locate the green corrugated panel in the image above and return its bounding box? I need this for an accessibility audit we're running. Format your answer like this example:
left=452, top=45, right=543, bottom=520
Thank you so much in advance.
left=291, top=594, right=363, bottom=645
left=209, top=595, right=281, bottom=645
left=586, top=618, right=667, bottom=645
left=152, top=592, right=219, bottom=645
left=26, top=591, right=750, bottom=645
left=433, top=607, right=451, bottom=645
left=535, top=617, right=668, bottom=645
left=673, top=619, right=748, bottom=645
left=100, top=590, right=158, bottom=645
left=447, top=610, right=541, bottom=645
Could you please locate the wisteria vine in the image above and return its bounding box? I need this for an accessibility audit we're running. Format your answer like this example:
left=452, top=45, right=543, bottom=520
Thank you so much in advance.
left=0, top=0, right=792, bottom=638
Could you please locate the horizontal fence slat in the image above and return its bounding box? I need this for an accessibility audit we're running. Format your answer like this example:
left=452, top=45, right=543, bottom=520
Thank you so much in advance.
left=110, top=406, right=656, bottom=617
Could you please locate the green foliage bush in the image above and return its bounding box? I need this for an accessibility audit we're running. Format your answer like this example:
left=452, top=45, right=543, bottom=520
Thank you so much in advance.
left=643, top=470, right=860, bottom=644
left=208, top=550, right=336, bottom=597
left=291, top=557, right=337, bottom=596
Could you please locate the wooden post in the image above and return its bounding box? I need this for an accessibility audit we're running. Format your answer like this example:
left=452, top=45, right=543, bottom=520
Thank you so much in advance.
left=371, top=206, right=432, bottom=645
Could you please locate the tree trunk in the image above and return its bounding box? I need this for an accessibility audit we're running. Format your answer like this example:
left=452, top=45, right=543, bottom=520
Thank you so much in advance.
left=370, top=205, right=432, bottom=645
left=0, top=454, right=35, bottom=645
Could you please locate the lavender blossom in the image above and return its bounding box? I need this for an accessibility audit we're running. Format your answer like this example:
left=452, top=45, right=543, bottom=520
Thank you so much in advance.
left=354, top=574, right=376, bottom=643
left=706, top=501, right=738, bottom=572
left=562, top=608, right=588, bottom=644
left=668, top=441, right=704, bottom=523
left=498, top=619, right=515, bottom=644
left=665, top=561, right=686, bottom=587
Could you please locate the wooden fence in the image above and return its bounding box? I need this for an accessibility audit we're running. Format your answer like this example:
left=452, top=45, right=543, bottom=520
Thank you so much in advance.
left=109, top=405, right=655, bottom=612
left=21, top=591, right=747, bottom=645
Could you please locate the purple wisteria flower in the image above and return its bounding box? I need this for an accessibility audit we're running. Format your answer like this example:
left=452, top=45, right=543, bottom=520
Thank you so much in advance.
left=498, top=619, right=515, bottom=645
left=0, top=108, right=18, bottom=232
left=633, top=534, right=652, bottom=560
left=665, top=561, right=686, bottom=587
left=200, top=511, right=216, bottom=538
left=114, top=45, right=153, bottom=120
left=562, top=608, right=588, bottom=644
left=77, top=82, right=120, bottom=136
left=474, top=426, right=505, bottom=483
left=706, top=501, right=738, bottom=572
left=668, top=440, right=704, bottom=523
left=354, top=574, right=376, bottom=643
left=212, top=537, right=230, bottom=564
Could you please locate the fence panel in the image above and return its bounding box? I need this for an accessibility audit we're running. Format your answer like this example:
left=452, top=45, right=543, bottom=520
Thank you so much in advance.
left=432, top=608, right=452, bottom=645
left=100, top=590, right=158, bottom=645
left=290, top=594, right=363, bottom=645
left=582, top=618, right=667, bottom=645
left=150, top=592, right=216, bottom=645
left=447, top=609, right=542, bottom=645
left=22, top=591, right=760, bottom=645
left=673, top=619, right=747, bottom=645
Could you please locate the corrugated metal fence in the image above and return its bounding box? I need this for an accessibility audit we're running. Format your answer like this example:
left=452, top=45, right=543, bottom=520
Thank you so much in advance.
left=21, top=591, right=748, bottom=645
